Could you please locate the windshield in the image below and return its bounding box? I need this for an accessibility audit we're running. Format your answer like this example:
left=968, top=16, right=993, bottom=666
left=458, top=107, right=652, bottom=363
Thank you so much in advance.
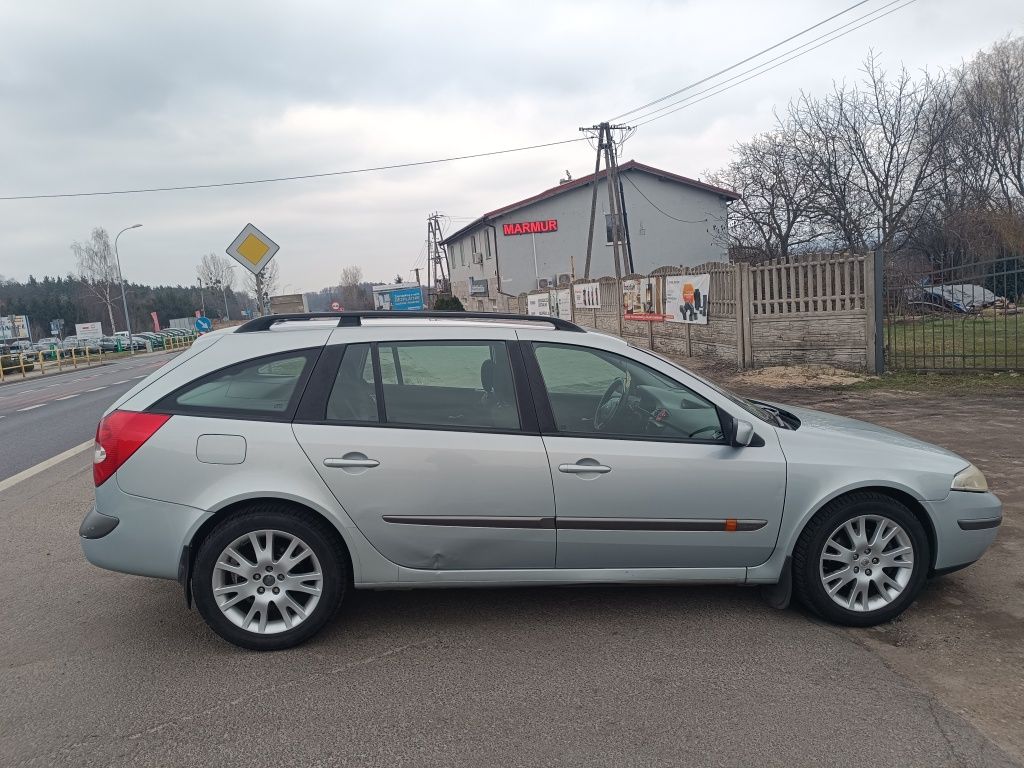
left=629, top=346, right=775, bottom=424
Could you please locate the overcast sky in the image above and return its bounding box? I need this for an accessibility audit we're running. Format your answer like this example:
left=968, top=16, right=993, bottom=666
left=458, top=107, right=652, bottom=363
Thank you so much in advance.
left=0, top=0, right=1018, bottom=293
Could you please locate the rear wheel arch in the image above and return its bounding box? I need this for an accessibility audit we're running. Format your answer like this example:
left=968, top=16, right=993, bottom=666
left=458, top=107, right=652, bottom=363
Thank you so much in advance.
left=180, top=496, right=355, bottom=606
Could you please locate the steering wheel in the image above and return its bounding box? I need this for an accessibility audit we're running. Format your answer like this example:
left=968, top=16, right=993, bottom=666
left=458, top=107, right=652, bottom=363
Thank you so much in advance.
left=688, top=424, right=723, bottom=439
left=594, top=377, right=629, bottom=431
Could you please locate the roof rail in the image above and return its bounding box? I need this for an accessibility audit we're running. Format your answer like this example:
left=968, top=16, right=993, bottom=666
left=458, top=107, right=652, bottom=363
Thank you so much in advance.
left=233, top=311, right=586, bottom=334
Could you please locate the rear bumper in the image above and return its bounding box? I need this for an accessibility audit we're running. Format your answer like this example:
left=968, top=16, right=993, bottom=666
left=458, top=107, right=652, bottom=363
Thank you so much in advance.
left=927, top=491, right=1002, bottom=572
left=80, top=489, right=211, bottom=580
left=79, top=507, right=120, bottom=538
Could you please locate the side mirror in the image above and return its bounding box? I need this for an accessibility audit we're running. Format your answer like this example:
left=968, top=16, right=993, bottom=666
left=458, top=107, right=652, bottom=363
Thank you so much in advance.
left=731, top=418, right=756, bottom=448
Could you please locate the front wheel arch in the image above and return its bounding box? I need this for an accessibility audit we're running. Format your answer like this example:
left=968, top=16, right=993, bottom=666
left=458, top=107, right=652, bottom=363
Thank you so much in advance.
left=179, top=497, right=354, bottom=608
left=790, top=485, right=938, bottom=574
left=792, top=490, right=932, bottom=625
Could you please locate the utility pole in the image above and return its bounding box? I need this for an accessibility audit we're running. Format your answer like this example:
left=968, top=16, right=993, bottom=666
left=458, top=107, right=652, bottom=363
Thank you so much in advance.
left=579, top=122, right=631, bottom=278
left=412, top=267, right=422, bottom=286
left=426, top=213, right=451, bottom=304
left=197, top=278, right=206, bottom=316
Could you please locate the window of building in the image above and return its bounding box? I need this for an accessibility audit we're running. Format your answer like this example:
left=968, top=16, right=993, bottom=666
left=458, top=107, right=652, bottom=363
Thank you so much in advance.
left=605, top=213, right=624, bottom=245
left=471, top=234, right=477, bottom=255
left=459, top=241, right=466, bottom=266
left=484, top=232, right=492, bottom=259
left=376, top=341, right=519, bottom=431
left=156, top=350, right=316, bottom=419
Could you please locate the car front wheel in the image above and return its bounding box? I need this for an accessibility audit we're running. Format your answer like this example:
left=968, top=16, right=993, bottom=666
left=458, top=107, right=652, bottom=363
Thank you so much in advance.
left=192, top=505, right=348, bottom=650
left=793, top=492, right=930, bottom=627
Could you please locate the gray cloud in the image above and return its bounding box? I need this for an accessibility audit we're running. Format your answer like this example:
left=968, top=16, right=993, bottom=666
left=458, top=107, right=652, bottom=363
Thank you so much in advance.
left=0, top=0, right=1019, bottom=291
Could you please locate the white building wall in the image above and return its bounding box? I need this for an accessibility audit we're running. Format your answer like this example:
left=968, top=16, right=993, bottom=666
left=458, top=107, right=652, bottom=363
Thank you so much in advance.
left=448, top=169, right=730, bottom=300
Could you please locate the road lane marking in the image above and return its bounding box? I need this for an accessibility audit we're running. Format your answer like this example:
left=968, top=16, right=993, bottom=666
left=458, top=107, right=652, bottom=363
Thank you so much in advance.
left=0, top=440, right=94, bottom=493
left=85, top=386, right=107, bottom=392
left=132, top=376, right=145, bottom=380
left=55, top=394, right=80, bottom=400
left=113, top=380, right=130, bottom=385
left=17, top=403, right=46, bottom=411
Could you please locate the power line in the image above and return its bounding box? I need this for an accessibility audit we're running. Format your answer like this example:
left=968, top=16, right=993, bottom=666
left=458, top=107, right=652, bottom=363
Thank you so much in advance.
left=633, top=0, right=918, bottom=128
left=608, top=0, right=874, bottom=121
left=622, top=174, right=707, bottom=223
left=629, top=0, right=912, bottom=126
left=0, top=137, right=588, bottom=201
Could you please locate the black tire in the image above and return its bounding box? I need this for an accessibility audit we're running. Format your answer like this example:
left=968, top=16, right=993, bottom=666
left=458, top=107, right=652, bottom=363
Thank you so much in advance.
left=792, top=491, right=930, bottom=627
left=192, top=504, right=349, bottom=651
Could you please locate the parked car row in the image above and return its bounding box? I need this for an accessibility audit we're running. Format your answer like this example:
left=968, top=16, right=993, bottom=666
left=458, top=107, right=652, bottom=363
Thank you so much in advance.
left=1, top=329, right=197, bottom=368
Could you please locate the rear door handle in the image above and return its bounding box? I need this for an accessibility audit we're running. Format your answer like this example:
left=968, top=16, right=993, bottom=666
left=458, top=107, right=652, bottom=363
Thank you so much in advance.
left=324, top=457, right=380, bottom=468
left=558, top=463, right=611, bottom=474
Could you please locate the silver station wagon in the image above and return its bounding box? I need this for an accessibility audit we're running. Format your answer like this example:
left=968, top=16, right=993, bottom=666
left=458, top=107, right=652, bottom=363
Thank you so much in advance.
left=80, top=312, right=1002, bottom=650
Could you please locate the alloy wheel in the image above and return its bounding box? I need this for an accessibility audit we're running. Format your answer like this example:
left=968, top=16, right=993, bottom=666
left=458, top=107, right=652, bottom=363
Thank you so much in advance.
left=818, top=514, right=915, bottom=613
left=212, top=529, right=323, bottom=635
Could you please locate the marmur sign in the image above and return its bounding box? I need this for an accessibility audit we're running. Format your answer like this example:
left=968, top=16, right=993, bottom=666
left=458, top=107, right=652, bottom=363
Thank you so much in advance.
left=503, top=219, right=558, bottom=236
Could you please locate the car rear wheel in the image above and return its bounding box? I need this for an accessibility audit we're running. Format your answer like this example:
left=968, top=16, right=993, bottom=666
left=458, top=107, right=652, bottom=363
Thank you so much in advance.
left=793, top=492, right=930, bottom=627
left=192, top=505, right=348, bottom=650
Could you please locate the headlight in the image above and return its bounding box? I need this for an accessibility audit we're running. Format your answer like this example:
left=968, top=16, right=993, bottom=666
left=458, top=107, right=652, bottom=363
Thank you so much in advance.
left=951, top=464, right=988, bottom=493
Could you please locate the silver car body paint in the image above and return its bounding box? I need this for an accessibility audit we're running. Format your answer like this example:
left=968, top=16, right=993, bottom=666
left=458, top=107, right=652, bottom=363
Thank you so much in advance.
left=82, top=319, right=1001, bottom=590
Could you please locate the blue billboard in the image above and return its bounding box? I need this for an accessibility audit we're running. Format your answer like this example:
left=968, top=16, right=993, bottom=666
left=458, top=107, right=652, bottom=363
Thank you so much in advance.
left=374, top=285, right=424, bottom=311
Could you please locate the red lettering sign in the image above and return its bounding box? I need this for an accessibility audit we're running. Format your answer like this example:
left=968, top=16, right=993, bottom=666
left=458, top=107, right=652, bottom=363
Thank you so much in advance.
left=502, top=219, right=558, bottom=236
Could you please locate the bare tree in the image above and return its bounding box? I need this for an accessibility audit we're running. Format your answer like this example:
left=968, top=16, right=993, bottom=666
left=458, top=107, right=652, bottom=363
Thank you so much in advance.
left=339, top=266, right=370, bottom=309
left=72, top=227, right=120, bottom=334
left=706, top=121, right=821, bottom=260
left=245, top=260, right=279, bottom=315
left=196, top=253, right=235, bottom=291
left=789, top=94, right=873, bottom=252
left=830, top=54, right=957, bottom=251
left=196, top=254, right=236, bottom=319
left=959, top=36, right=1024, bottom=213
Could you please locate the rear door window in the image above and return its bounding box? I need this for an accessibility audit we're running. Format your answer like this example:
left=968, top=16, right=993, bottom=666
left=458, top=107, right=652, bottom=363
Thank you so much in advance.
left=376, top=341, right=520, bottom=431
left=324, top=344, right=380, bottom=423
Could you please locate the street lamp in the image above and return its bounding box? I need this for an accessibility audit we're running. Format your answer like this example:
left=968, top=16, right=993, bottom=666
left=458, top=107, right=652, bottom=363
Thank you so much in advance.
left=114, top=224, right=142, bottom=354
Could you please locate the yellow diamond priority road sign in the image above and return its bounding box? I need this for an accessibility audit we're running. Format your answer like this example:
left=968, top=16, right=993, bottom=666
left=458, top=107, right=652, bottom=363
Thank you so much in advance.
left=226, top=223, right=280, bottom=275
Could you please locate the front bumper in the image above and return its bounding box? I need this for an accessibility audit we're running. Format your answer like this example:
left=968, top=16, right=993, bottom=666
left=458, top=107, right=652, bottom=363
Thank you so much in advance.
left=927, top=491, right=1002, bottom=572
left=80, top=489, right=211, bottom=580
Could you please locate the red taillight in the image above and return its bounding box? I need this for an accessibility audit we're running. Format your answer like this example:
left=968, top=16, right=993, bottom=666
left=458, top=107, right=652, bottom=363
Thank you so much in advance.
left=93, top=410, right=171, bottom=486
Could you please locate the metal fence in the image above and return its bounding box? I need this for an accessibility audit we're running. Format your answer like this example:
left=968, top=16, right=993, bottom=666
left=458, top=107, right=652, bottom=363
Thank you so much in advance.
left=884, top=255, right=1023, bottom=371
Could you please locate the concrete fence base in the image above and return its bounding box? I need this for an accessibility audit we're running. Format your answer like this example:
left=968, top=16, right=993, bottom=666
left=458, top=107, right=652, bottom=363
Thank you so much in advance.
left=497, top=252, right=877, bottom=371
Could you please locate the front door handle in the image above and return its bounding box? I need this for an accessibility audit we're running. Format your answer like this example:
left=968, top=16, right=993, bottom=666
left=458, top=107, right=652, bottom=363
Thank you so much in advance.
left=558, top=463, right=611, bottom=474
left=324, top=457, right=380, bottom=469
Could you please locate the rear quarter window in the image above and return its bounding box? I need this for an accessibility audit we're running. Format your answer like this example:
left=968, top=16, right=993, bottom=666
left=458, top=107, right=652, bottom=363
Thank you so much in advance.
left=151, top=349, right=318, bottom=420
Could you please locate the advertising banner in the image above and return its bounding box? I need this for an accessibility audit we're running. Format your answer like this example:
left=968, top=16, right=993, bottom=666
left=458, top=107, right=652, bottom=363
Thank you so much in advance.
left=573, top=282, right=601, bottom=309
left=468, top=277, right=489, bottom=297
left=663, top=274, right=710, bottom=324
left=75, top=322, right=104, bottom=340
left=527, top=293, right=551, bottom=316
left=622, top=278, right=668, bottom=322
left=550, top=289, right=572, bottom=320
left=373, top=285, right=424, bottom=311
left=1, top=315, right=31, bottom=340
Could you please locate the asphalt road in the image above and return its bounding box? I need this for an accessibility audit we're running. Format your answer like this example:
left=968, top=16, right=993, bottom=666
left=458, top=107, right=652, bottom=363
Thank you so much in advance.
left=0, top=354, right=172, bottom=479
left=0, top=365, right=1019, bottom=766
left=2, top=472, right=1021, bottom=764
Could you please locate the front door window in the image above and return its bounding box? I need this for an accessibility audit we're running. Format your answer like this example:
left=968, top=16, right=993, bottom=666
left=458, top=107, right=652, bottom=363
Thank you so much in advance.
left=532, top=343, right=724, bottom=442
